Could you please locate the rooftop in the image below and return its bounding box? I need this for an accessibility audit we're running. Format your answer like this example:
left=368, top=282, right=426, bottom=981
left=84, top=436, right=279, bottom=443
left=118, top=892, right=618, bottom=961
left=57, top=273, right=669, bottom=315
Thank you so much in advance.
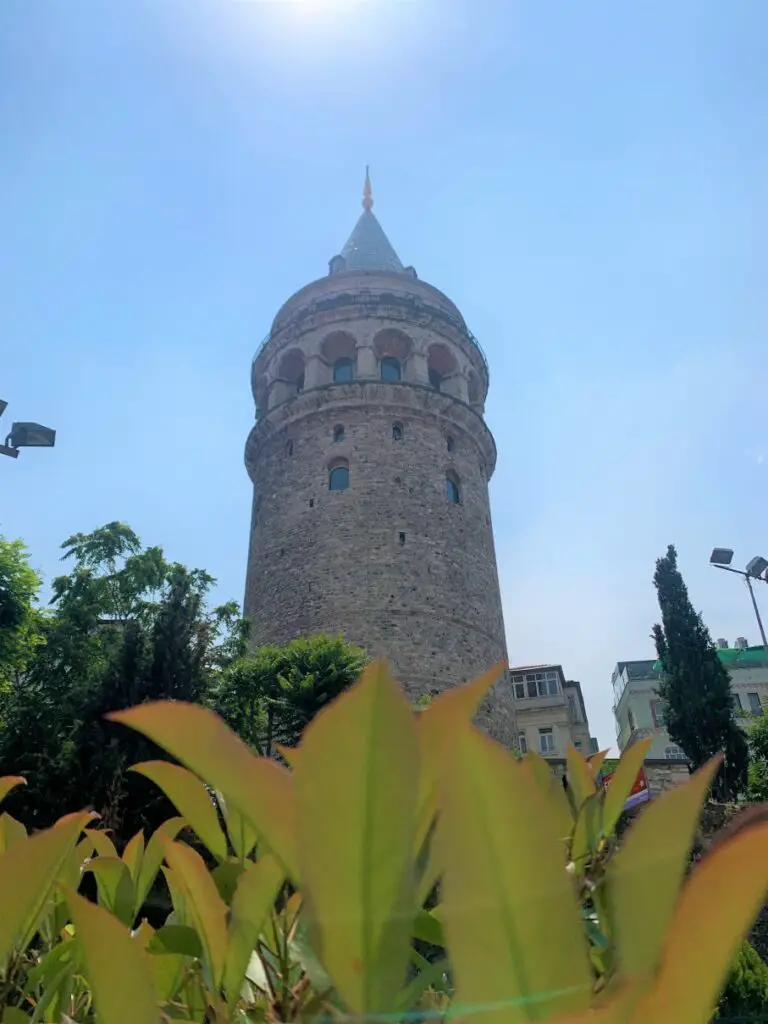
left=329, top=168, right=410, bottom=276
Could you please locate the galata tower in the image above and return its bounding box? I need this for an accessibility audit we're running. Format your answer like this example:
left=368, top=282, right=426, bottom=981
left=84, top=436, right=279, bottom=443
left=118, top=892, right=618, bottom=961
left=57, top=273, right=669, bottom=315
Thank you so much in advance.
left=244, top=171, right=516, bottom=744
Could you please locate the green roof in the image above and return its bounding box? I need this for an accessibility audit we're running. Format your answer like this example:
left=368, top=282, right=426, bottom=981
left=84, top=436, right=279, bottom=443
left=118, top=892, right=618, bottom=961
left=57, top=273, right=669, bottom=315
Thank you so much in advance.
left=653, top=645, right=767, bottom=672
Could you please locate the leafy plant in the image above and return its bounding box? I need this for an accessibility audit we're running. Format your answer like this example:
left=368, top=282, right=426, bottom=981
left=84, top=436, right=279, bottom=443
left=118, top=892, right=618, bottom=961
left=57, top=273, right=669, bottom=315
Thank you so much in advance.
left=0, top=661, right=767, bottom=1023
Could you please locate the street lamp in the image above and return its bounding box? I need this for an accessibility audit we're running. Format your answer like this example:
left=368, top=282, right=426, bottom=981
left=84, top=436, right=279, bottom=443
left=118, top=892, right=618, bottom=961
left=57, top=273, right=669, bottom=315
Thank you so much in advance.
left=709, top=548, right=768, bottom=649
left=0, top=401, right=56, bottom=460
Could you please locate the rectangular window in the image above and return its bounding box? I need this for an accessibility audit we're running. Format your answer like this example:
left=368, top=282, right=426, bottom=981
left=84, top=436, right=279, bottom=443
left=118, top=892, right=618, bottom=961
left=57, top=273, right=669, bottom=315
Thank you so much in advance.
left=514, top=683, right=525, bottom=699
left=527, top=677, right=538, bottom=699
left=651, top=700, right=666, bottom=727
left=518, top=732, right=527, bottom=754
left=732, top=693, right=743, bottom=714
left=628, top=707, right=636, bottom=731
left=567, top=695, right=577, bottom=720
left=748, top=692, right=763, bottom=715
left=539, top=728, right=555, bottom=754
left=546, top=675, right=559, bottom=696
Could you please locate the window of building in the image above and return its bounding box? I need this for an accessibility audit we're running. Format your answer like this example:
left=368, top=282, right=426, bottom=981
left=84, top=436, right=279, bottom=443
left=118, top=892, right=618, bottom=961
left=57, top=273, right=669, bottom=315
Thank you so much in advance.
left=398, top=532, right=406, bottom=546
left=733, top=693, right=743, bottom=712
left=446, top=435, right=455, bottom=453
left=428, top=367, right=442, bottom=391
left=665, top=745, right=687, bottom=761
left=567, top=694, right=578, bottom=721
left=296, top=373, right=305, bottom=394
left=380, top=356, right=401, bottom=382
left=333, top=425, right=345, bottom=443
left=518, top=732, right=527, bottom=754
left=333, top=358, right=354, bottom=383
left=328, top=463, right=349, bottom=492
left=748, top=692, right=763, bottom=715
left=628, top=707, right=636, bottom=731
left=539, top=728, right=555, bottom=754
left=445, top=472, right=461, bottom=504
left=513, top=671, right=560, bottom=699
left=392, top=423, right=403, bottom=441
left=651, top=700, right=666, bottom=727
left=285, top=440, right=294, bottom=457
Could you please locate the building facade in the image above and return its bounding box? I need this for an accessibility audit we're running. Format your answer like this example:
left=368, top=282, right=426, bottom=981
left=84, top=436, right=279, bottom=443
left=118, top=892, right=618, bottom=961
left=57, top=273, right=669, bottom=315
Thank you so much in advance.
left=512, top=664, right=598, bottom=757
left=612, top=639, right=768, bottom=758
left=243, top=173, right=517, bottom=744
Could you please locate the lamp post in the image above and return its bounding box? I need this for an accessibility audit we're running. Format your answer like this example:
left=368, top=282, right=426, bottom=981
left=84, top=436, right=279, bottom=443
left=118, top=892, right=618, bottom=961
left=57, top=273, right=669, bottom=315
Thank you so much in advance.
left=0, top=400, right=56, bottom=459
left=709, top=547, right=768, bottom=650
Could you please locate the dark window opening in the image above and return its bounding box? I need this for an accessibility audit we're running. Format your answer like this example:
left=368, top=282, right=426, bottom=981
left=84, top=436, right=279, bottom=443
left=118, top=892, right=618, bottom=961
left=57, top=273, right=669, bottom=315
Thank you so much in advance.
left=333, top=358, right=354, bottom=383
left=309, top=498, right=314, bottom=508
left=329, top=465, right=349, bottom=492
left=398, top=532, right=406, bottom=546
left=380, top=356, right=401, bottom=382
left=285, top=441, right=294, bottom=456
left=445, top=473, right=461, bottom=504
left=446, top=435, right=455, bottom=452
left=392, top=423, right=403, bottom=440
left=333, top=425, right=345, bottom=443
left=429, top=367, right=442, bottom=391
left=296, top=373, right=304, bottom=393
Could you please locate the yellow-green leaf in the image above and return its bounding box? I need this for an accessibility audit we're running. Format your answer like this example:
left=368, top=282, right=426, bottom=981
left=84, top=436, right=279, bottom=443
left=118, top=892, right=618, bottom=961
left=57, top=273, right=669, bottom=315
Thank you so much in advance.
left=415, top=664, right=505, bottom=857
left=162, top=838, right=228, bottom=987
left=602, top=738, right=653, bottom=838
left=566, top=745, right=596, bottom=810
left=631, top=823, right=768, bottom=1024
left=0, top=776, right=25, bottom=809
left=587, top=750, right=609, bottom=777
left=134, top=816, right=186, bottom=915
left=132, top=762, right=228, bottom=862
left=412, top=907, right=445, bottom=948
left=65, top=887, right=158, bottom=1024
left=0, top=812, right=27, bottom=854
left=571, top=792, right=602, bottom=866
left=85, top=829, right=118, bottom=859
left=0, top=811, right=91, bottom=963
left=521, top=752, right=574, bottom=839
left=436, top=722, right=592, bottom=1023
left=108, top=702, right=298, bottom=879
left=223, top=855, right=284, bottom=1004
left=606, top=755, right=721, bottom=981
left=85, top=857, right=135, bottom=927
left=151, top=952, right=188, bottom=1004
left=122, top=830, right=145, bottom=882
left=293, top=661, right=420, bottom=1015
left=214, top=791, right=258, bottom=861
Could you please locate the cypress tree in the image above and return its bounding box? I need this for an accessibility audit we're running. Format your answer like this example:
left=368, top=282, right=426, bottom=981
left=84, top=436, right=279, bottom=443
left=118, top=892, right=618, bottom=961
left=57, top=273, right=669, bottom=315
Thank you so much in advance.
left=652, top=544, right=747, bottom=799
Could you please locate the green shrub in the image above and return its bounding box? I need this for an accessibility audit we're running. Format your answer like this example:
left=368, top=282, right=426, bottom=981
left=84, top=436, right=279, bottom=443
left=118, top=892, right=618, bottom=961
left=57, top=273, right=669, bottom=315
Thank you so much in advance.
left=0, top=662, right=767, bottom=1023
left=716, top=940, right=768, bottom=1021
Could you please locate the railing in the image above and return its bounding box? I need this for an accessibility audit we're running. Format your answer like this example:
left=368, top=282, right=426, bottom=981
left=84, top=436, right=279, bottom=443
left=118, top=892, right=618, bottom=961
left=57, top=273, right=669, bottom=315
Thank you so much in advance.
left=250, top=287, right=489, bottom=375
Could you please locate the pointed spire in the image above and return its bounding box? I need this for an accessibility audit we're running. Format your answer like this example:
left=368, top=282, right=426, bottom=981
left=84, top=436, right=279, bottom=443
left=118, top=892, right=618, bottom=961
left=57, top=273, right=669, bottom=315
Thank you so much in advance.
left=363, top=165, right=373, bottom=211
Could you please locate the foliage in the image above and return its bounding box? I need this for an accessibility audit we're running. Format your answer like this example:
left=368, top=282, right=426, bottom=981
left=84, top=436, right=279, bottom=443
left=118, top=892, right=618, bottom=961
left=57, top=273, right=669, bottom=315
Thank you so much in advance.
left=210, top=634, right=367, bottom=755
left=0, top=523, right=248, bottom=842
left=653, top=544, right=748, bottom=799
left=1, top=663, right=767, bottom=1023
left=747, top=715, right=768, bottom=803
left=0, top=535, right=46, bottom=689
left=716, top=940, right=768, bottom=1021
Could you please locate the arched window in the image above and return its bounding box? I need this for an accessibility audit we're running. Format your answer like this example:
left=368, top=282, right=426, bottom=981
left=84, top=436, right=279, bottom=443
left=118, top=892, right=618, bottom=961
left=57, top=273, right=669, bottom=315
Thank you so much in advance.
left=333, top=358, right=354, bottom=383
left=429, top=367, right=442, bottom=391
left=445, top=471, right=461, bottom=504
left=333, top=425, right=345, bottom=443
left=446, top=435, right=455, bottom=453
left=392, top=423, right=403, bottom=441
left=380, top=357, right=401, bottom=382
left=329, top=463, right=349, bottom=492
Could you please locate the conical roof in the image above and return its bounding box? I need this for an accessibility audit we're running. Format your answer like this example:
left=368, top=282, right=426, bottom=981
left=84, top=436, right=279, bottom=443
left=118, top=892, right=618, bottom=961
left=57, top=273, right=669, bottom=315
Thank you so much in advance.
left=333, top=168, right=406, bottom=275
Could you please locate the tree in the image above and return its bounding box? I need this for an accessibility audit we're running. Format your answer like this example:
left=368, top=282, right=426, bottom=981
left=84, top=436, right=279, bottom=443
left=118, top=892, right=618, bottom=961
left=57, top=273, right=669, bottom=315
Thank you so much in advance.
left=0, top=522, right=248, bottom=839
left=717, top=940, right=768, bottom=1020
left=652, top=544, right=748, bottom=799
left=0, top=535, right=46, bottom=688
left=211, top=634, right=367, bottom=756
left=746, top=714, right=768, bottom=802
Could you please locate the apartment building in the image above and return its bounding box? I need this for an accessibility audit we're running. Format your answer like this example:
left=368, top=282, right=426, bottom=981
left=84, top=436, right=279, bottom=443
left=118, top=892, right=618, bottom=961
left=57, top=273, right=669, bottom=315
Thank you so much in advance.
left=612, top=638, right=768, bottom=759
left=512, top=663, right=599, bottom=758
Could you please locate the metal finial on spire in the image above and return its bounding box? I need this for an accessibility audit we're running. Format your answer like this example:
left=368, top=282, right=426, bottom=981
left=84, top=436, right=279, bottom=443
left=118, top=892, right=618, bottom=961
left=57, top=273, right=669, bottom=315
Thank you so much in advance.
left=362, top=166, right=373, bottom=211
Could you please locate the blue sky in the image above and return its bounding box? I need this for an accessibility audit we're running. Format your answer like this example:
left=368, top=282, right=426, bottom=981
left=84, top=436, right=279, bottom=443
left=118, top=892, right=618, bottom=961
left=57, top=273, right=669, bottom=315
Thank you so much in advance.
left=3, top=0, right=767, bottom=749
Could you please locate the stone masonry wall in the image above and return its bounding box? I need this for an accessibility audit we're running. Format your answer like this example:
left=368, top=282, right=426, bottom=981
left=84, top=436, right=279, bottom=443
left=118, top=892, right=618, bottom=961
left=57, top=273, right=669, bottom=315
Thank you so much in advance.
left=244, top=377, right=515, bottom=745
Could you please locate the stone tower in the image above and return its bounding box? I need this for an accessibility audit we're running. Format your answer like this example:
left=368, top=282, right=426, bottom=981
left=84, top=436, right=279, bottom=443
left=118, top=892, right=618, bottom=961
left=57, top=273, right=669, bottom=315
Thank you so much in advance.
left=244, top=172, right=516, bottom=744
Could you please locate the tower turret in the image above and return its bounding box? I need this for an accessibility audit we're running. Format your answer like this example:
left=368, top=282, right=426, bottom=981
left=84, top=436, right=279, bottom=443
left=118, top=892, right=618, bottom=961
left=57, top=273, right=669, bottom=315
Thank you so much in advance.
left=244, top=173, right=515, bottom=743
